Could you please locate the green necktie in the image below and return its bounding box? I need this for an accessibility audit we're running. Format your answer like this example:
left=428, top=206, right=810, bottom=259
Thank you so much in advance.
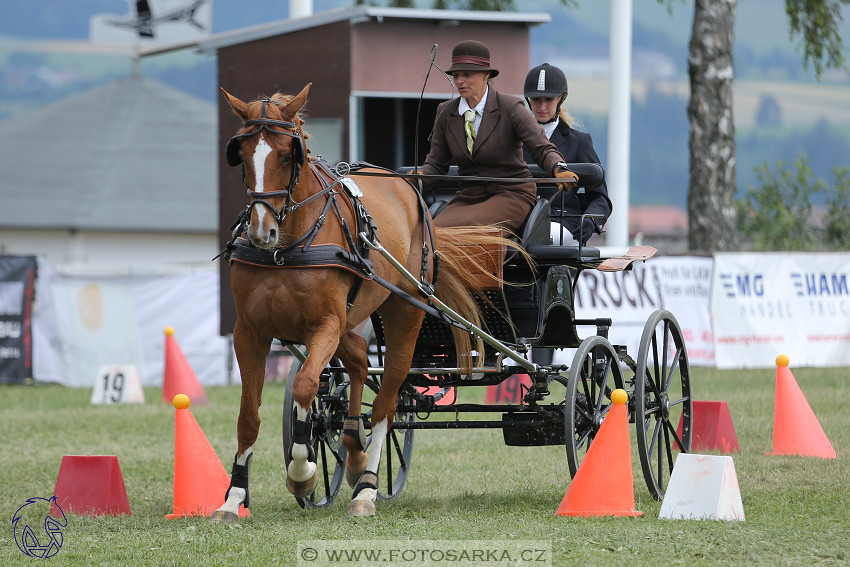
left=463, top=109, right=476, bottom=154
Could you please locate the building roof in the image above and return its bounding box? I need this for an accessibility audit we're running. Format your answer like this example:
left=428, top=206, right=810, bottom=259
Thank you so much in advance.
left=629, top=205, right=688, bottom=236
left=0, top=74, right=216, bottom=233
left=141, top=6, right=550, bottom=56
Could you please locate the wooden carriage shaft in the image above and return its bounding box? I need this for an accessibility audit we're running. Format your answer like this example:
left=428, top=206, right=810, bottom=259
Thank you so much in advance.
left=359, top=232, right=537, bottom=374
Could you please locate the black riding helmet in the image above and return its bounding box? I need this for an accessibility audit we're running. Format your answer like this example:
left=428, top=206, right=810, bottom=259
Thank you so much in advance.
left=524, top=63, right=568, bottom=123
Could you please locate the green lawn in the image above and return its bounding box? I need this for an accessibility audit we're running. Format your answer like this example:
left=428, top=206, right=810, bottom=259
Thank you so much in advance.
left=1, top=366, right=846, bottom=566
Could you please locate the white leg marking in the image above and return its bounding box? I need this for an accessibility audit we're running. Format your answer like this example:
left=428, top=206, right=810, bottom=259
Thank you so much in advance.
left=216, top=447, right=252, bottom=515
left=365, top=419, right=387, bottom=473
left=352, top=418, right=387, bottom=505
left=251, top=135, right=273, bottom=226
left=287, top=403, right=317, bottom=482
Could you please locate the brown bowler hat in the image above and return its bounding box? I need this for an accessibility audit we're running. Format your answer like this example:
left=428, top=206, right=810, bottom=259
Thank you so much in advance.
left=446, top=40, right=499, bottom=78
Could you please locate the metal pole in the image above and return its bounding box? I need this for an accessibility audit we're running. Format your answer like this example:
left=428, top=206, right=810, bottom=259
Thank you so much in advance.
left=606, top=0, right=633, bottom=249
left=289, top=0, right=312, bottom=19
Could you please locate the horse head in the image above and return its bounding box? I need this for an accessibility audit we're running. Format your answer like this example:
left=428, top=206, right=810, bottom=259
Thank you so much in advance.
left=222, top=84, right=312, bottom=248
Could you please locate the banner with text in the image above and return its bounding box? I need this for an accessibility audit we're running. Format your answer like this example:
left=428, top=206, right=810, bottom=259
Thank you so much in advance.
left=561, top=255, right=714, bottom=366
left=712, top=252, right=850, bottom=368
left=0, top=256, right=37, bottom=383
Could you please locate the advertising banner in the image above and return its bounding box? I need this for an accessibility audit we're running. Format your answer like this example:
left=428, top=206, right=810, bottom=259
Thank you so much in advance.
left=553, top=255, right=715, bottom=367
left=711, top=252, right=850, bottom=368
left=0, top=256, right=37, bottom=383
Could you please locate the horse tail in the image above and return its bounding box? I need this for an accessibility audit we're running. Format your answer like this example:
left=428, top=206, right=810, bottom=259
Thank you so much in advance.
left=432, top=226, right=533, bottom=373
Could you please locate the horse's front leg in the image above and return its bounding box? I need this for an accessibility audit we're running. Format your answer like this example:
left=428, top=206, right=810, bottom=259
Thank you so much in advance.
left=211, top=324, right=268, bottom=523
left=287, top=317, right=342, bottom=497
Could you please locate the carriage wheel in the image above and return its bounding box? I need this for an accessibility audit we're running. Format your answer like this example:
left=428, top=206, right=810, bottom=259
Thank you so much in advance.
left=360, top=377, right=415, bottom=501
left=635, top=309, right=693, bottom=500
left=283, top=351, right=348, bottom=509
left=564, top=336, right=625, bottom=477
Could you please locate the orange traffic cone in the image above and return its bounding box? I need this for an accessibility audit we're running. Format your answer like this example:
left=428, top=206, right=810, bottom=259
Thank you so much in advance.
left=556, top=389, right=641, bottom=517
left=165, top=394, right=249, bottom=519
left=162, top=326, right=208, bottom=405
left=768, top=355, right=836, bottom=458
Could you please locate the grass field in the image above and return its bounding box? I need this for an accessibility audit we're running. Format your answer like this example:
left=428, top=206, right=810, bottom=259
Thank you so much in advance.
left=2, top=366, right=847, bottom=566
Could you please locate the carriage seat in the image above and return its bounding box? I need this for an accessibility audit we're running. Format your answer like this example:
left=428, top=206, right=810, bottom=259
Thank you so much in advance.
left=410, top=166, right=601, bottom=265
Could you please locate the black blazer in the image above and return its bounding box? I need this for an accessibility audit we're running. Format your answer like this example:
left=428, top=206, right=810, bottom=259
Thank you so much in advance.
left=523, top=119, right=612, bottom=237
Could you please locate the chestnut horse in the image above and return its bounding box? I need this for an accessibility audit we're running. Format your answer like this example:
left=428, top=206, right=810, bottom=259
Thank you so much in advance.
left=212, top=84, right=505, bottom=520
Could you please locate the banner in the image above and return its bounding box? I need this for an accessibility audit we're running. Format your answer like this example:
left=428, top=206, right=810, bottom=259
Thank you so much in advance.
left=0, top=256, right=37, bottom=383
left=31, top=266, right=236, bottom=387
left=712, top=252, right=850, bottom=368
left=553, top=256, right=714, bottom=367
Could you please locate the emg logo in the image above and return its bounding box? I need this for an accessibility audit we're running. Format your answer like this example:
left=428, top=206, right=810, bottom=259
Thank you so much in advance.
left=720, top=273, right=764, bottom=298
left=12, top=496, right=67, bottom=559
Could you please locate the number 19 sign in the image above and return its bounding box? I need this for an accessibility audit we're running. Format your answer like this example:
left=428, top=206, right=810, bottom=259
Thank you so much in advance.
left=90, top=365, right=145, bottom=405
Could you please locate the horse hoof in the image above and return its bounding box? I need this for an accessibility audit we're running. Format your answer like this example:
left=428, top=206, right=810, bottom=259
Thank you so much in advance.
left=287, top=472, right=319, bottom=497
left=346, top=468, right=365, bottom=489
left=210, top=510, right=239, bottom=524
left=348, top=499, right=376, bottom=517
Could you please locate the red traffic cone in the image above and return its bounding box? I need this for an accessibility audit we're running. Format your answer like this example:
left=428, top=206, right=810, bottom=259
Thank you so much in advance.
left=51, top=455, right=131, bottom=516
left=165, top=394, right=249, bottom=519
left=556, top=389, right=641, bottom=517
left=677, top=401, right=739, bottom=453
left=162, top=326, right=208, bottom=405
left=768, top=355, right=836, bottom=458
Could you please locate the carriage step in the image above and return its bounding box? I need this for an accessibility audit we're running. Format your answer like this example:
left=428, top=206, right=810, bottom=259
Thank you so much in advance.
left=597, top=246, right=657, bottom=272
left=502, top=413, right=565, bottom=446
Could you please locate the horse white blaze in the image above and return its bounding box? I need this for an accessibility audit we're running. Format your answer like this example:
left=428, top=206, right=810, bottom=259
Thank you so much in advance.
left=287, top=403, right=317, bottom=482
left=251, top=135, right=273, bottom=226
left=352, top=418, right=387, bottom=504
left=216, top=447, right=252, bottom=515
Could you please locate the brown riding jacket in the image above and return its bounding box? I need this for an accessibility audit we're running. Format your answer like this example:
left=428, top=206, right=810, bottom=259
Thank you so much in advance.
left=420, top=88, right=565, bottom=234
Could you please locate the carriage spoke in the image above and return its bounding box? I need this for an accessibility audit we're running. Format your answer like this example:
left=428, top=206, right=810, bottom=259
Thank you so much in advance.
left=664, top=415, right=688, bottom=453
left=385, top=431, right=395, bottom=496
left=655, top=425, right=664, bottom=490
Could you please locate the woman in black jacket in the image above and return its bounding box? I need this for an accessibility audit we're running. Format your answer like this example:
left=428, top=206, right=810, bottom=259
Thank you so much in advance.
left=522, top=63, right=612, bottom=246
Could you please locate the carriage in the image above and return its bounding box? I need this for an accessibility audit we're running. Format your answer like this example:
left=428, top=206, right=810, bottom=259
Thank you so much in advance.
left=279, top=162, right=693, bottom=509
left=212, top=85, right=692, bottom=521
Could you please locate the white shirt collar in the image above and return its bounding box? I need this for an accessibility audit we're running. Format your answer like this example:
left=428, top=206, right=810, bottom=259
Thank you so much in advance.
left=542, top=119, right=558, bottom=139
left=458, top=86, right=488, bottom=116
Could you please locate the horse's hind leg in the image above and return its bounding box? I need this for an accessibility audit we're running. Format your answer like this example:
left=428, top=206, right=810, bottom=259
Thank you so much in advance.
left=286, top=317, right=343, bottom=497
left=335, top=330, right=369, bottom=488
left=349, top=299, right=424, bottom=517
left=212, top=323, right=268, bottom=523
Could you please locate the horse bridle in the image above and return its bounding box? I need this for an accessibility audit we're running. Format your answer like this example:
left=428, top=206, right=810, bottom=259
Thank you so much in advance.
left=225, top=98, right=325, bottom=224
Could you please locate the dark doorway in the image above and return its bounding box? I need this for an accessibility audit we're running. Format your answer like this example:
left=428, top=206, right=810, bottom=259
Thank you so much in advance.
left=362, top=97, right=444, bottom=170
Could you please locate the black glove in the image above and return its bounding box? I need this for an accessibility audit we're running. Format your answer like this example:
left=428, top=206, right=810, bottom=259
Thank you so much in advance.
left=571, top=218, right=597, bottom=245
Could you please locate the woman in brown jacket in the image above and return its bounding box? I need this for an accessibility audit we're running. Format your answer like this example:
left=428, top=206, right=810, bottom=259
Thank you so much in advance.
left=415, top=40, right=577, bottom=235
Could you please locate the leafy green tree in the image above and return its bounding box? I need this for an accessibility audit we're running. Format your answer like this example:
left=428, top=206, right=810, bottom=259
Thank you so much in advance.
left=786, top=0, right=849, bottom=77
left=737, top=154, right=850, bottom=250
left=680, top=0, right=848, bottom=252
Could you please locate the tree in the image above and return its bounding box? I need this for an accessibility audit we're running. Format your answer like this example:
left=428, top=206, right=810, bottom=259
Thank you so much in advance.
left=686, top=0, right=737, bottom=252
left=786, top=0, right=849, bottom=76
left=684, top=0, right=848, bottom=252
left=737, top=154, right=850, bottom=250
